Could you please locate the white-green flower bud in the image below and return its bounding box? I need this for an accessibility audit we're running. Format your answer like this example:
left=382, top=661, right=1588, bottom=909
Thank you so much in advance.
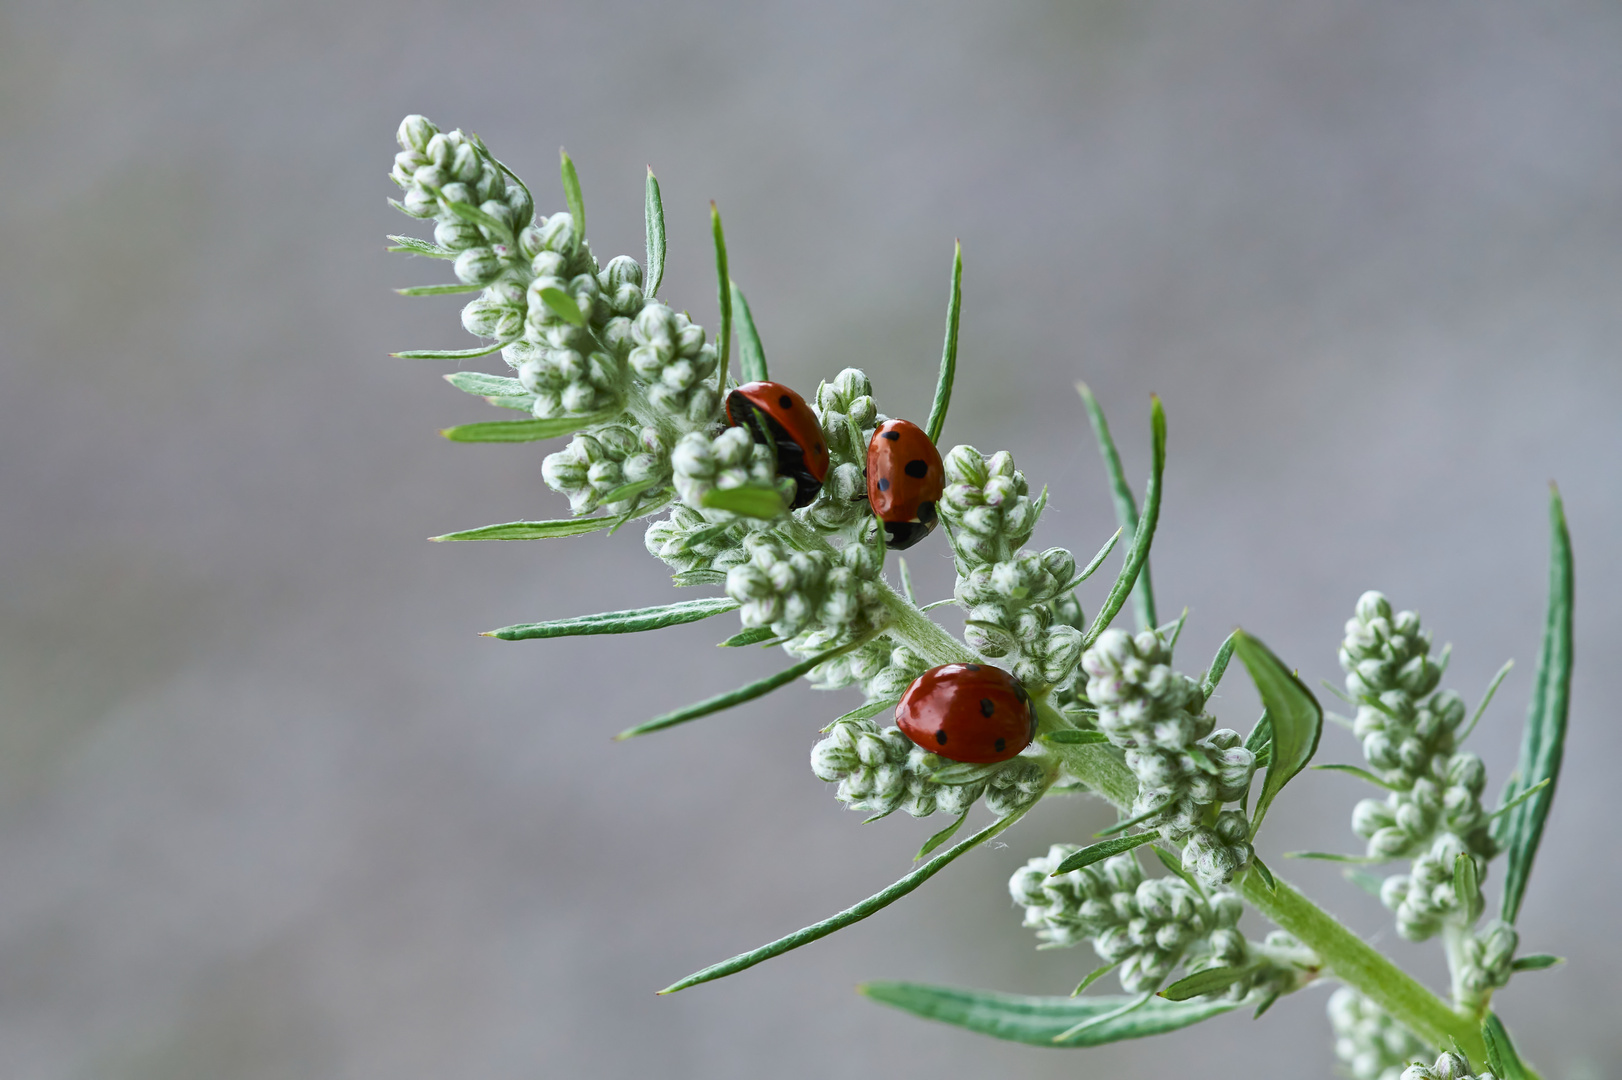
left=1401, top=1051, right=1495, bottom=1080
left=397, top=114, right=438, bottom=153
left=1329, top=987, right=1431, bottom=1080
left=810, top=717, right=1004, bottom=819
left=454, top=246, right=502, bottom=286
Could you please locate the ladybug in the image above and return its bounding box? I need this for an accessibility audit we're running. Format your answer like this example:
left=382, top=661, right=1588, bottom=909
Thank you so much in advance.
left=866, top=419, right=944, bottom=550
left=725, top=381, right=830, bottom=510
left=895, top=663, right=1035, bottom=764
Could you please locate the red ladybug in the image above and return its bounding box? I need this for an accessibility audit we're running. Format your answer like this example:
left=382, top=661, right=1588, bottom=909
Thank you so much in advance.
left=895, top=663, right=1035, bottom=764
left=725, top=381, right=830, bottom=510
left=866, top=419, right=944, bottom=550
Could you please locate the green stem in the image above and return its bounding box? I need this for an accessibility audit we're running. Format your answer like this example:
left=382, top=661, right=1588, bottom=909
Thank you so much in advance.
left=873, top=576, right=977, bottom=669
left=1034, top=698, right=1486, bottom=1060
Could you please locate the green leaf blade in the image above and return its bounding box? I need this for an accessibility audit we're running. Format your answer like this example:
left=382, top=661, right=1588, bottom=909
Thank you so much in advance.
left=1158, top=964, right=1258, bottom=1002
left=1233, top=631, right=1323, bottom=835
left=1081, top=395, right=1166, bottom=648
left=395, top=282, right=484, bottom=296
left=925, top=241, right=962, bottom=444
left=1051, top=832, right=1157, bottom=876
left=1498, top=485, right=1574, bottom=924
left=392, top=341, right=509, bottom=360
left=1076, top=383, right=1156, bottom=631
left=644, top=167, right=666, bottom=298
left=1482, top=1013, right=1532, bottom=1080
left=484, top=597, right=740, bottom=640
left=443, top=371, right=528, bottom=398
left=537, top=286, right=585, bottom=327
left=1202, top=630, right=1240, bottom=697
left=700, top=485, right=788, bottom=519
left=858, top=982, right=1237, bottom=1048
left=559, top=148, right=585, bottom=255
left=730, top=281, right=769, bottom=383
left=440, top=411, right=614, bottom=443
left=429, top=517, right=616, bottom=542
left=387, top=234, right=456, bottom=258
left=711, top=202, right=731, bottom=395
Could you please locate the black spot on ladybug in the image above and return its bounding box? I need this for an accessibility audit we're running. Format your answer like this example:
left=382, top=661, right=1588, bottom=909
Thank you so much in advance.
left=881, top=430, right=900, bottom=441
left=814, top=442, right=823, bottom=452
left=995, top=738, right=1006, bottom=753
left=778, top=394, right=793, bottom=408
left=935, top=729, right=948, bottom=745
left=876, top=477, right=890, bottom=492
left=966, top=663, right=981, bottom=672
left=917, top=501, right=937, bottom=524
left=904, top=459, right=930, bottom=478
left=980, top=698, right=995, bottom=717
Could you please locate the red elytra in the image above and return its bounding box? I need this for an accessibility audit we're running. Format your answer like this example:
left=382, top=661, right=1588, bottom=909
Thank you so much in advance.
left=866, top=419, right=945, bottom=550
left=895, top=663, right=1035, bottom=764
left=724, top=381, right=830, bottom=509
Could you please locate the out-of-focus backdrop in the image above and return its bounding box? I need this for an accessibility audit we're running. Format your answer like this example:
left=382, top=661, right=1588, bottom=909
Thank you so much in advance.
left=1, top=1, right=1617, bottom=1077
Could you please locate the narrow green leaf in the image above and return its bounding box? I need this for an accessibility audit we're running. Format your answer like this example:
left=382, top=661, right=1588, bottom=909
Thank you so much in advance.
left=1487, top=777, right=1551, bottom=821
left=711, top=202, right=731, bottom=395
left=429, top=516, right=615, bottom=542
left=442, top=198, right=514, bottom=244
left=1202, top=631, right=1240, bottom=697
left=1453, top=851, right=1482, bottom=923
left=486, top=393, right=538, bottom=411
left=1251, top=989, right=1282, bottom=1019
left=1158, top=964, right=1260, bottom=1002
left=898, top=557, right=918, bottom=605
left=1311, top=763, right=1400, bottom=790
left=443, top=371, right=528, bottom=397
left=387, top=234, right=456, bottom=258
left=859, top=982, right=1236, bottom=1048
left=918, top=598, right=957, bottom=613
left=915, top=808, right=971, bottom=860
left=700, top=485, right=787, bottom=519
left=603, top=479, right=661, bottom=505
left=821, top=698, right=899, bottom=732
left=1457, top=659, right=1513, bottom=743
left=1343, top=867, right=1386, bottom=898
left=1096, top=798, right=1172, bottom=838
left=441, top=411, right=615, bottom=443
left=1509, top=953, right=1563, bottom=972
left=1063, top=528, right=1122, bottom=593
left=1283, top=851, right=1386, bottom=864
left=395, top=282, right=484, bottom=296
left=1233, top=632, right=1323, bottom=835
left=618, top=636, right=866, bottom=740
left=1051, top=832, right=1157, bottom=876
left=1161, top=608, right=1189, bottom=654
left=1052, top=991, right=1154, bottom=1043
left=1481, top=1014, right=1532, bottom=1080
left=660, top=809, right=1031, bottom=993
left=925, top=241, right=962, bottom=444
left=1071, top=961, right=1120, bottom=996
left=644, top=167, right=666, bottom=297
left=1077, top=382, right=1156, bottom=631
left=482, top=597, right=740, bottom=640
left=927, top=761, right=1003, bottom=785
left=720, top=627, right=777, bottom=648
left=1498, top=486, right=1574, bottom=924
left=1080, top=395, right=1166, bottom=648
left=1249, top=856, right=1276, bottom=892
left=559, top=148, right=585, bottom=255
left=672, top=569, right=727, bottom=587
left=731, top=281, right=769, bottom=383
left=1040, top=730, right=1109, bottom=746
left=1151, top=845, right=1204, bottom=893
left=537, top=286, right=586, bottom=326
left=392, top=341, right=509, bottom=360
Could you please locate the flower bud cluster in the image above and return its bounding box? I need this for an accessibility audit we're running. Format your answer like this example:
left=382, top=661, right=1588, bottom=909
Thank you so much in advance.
left=725, top=534, right=883, bottom=642
left=1401, top=1052, right=1496, bottom=1080
left=671, top=427, right=778, bottom=513
left=1341, top=592, right=1495, bottom=940
left=939, top=448, right=1083, bottom=688
left=1009, top=849, right=1303, bottom=996
left=801, top=637, right=930, bottom=698
left=643, top=505, right=749, bottom=579
left=811, top=718, right=1047, bottom=819
left=1328, top=987, right=1433, bottom=1080
left=802, top=369, right=883, bottom=533
left=1452, top=919, right=1518, bottom=1002
left=541, top=425, right=671, bottom=516
left=391, top=116, right=533, bottom=288
left=1081, top=629, right=1257, bottom=885
left=625, top=302, right=720, bottom=425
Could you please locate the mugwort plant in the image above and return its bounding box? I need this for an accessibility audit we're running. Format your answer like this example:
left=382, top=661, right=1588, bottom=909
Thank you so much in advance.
left=384, top=115, right=1574, bottom=1077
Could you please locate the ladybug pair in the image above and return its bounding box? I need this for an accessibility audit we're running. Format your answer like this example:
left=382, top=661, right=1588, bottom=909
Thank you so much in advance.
left=724, top=381, right=945, bottom=550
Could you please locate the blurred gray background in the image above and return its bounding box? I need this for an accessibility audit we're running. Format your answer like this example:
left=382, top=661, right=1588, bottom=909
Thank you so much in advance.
left=1, top=0, right=1618, bottom=1077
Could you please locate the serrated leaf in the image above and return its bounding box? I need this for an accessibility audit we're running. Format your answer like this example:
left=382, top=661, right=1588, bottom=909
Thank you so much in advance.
left=1233, top=632, right=1322, bottom=836
left=559, top=148, right=585, bottom=255
left=731, top=281, right=768, bottom=383
left=858, top=982, right=1237, bottom=1048
left=1158, top=964, right=1259, bottom=1002
left=925, top=241, right=962, bottom=444
left=443, top=371, right=528, bottom=397
left=660, top=810, right=1031, bottom=993
left=700, top=485, right=787, bottom=519
left=1080, top=395, right=1166, bottom=648
left=1077, top=382, right=1157, bottom=631
left=1202, top=631, right=1240, bottom=697
left=1050, top=832, right=1157, bottom=876
left=440, top=411, right=614, bottom=442
left=1040, top=730, right=1109, bottom=746
left=387, top=234, right=456, bottom=258
left=395, top=282, right=484, bottom=296
left=915, top=808, right=971, bottom=860
left=719, top=627, right=777, bottom=648
left=537, top=286, right=585, bottom=326
left=1481, top=1014, right=1532, bottom=1080
left=482, top=597, right=740, bottom=640
left=429, top=516, right=615, bottom=542
left=644, top=167, right=666, bottom=297
left=1497, top=485, right=1574, bottom=925
left=1509, top=953, right=1563, bottom=971
left=1311, top=763, right=1400, bottom=790
left=617, top=636, right=867, bottom=740
left=710, top=202, right=731, bottom=395
left=392, top=341, right=509, bottom=360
